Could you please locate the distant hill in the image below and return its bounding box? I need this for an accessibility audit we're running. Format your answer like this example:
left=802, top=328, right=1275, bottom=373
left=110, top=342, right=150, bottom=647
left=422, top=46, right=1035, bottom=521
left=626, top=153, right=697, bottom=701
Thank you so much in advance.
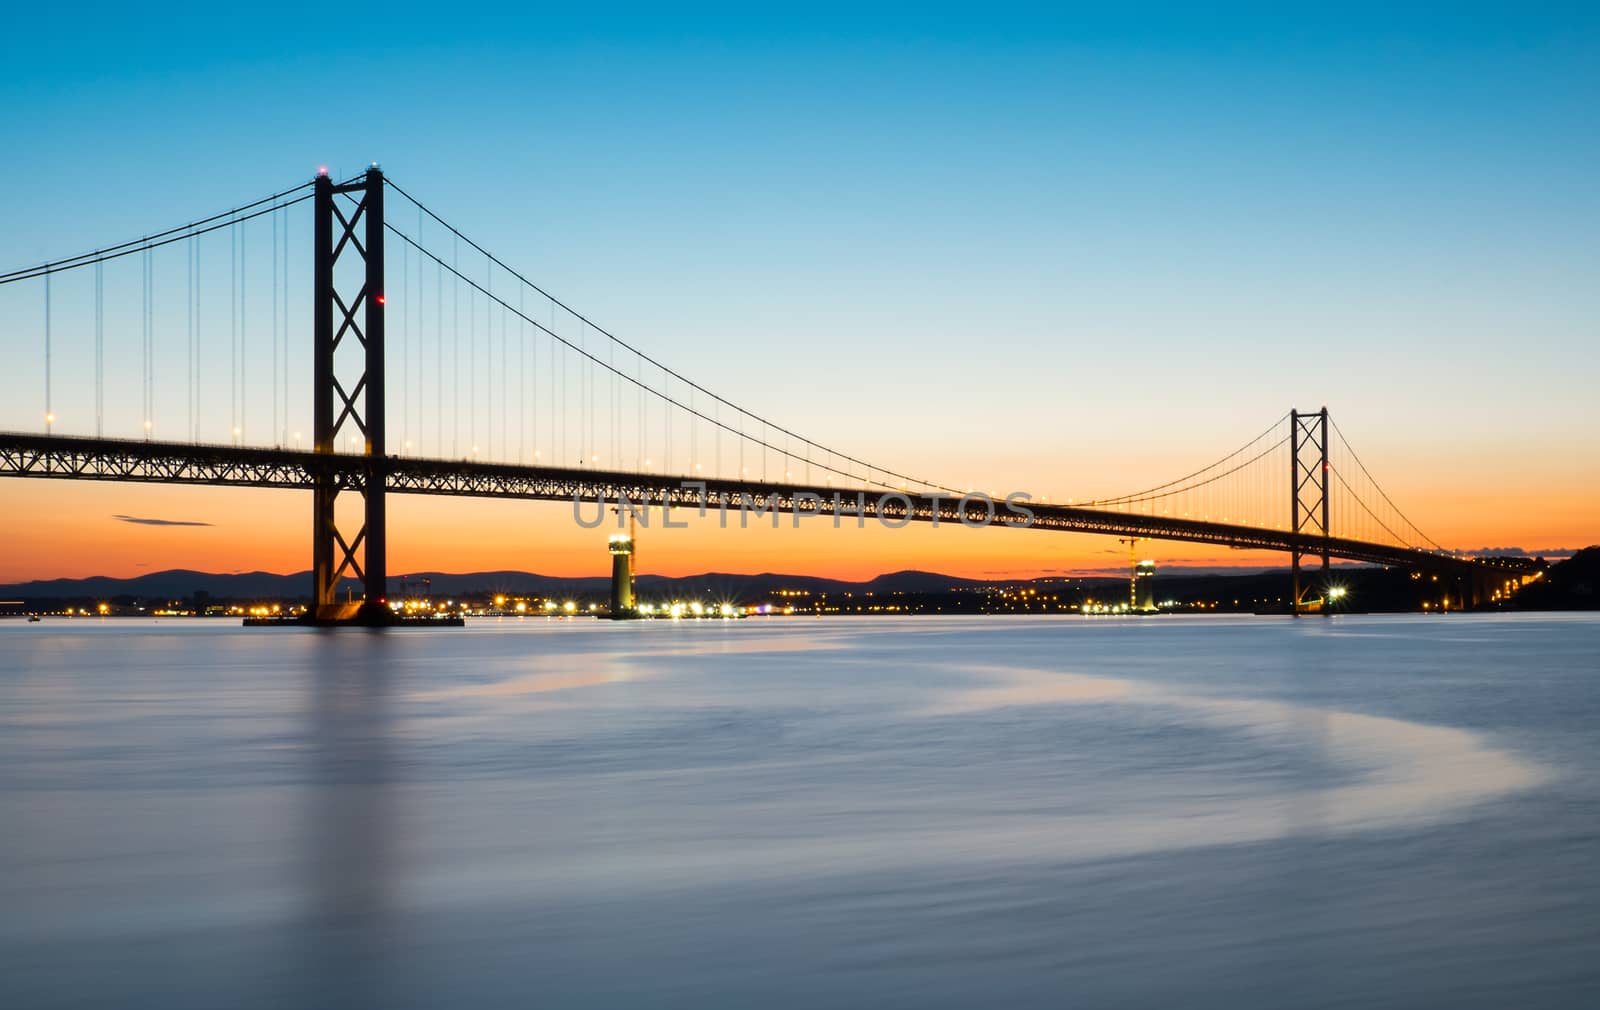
left=1513, top=547, right=1600, bottom=610
left=0, top=569, right=311, bottom=601
left=0, top=567, right=1023, bottom=603
left=15, top=559, right=1583, bottom=613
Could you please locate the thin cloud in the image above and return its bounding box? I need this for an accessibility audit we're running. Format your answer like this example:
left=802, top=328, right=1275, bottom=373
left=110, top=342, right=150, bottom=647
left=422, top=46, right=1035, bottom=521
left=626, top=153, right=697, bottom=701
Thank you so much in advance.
left=112, top=514, right=214, bottom=528
left=1467, top=546, right=1578, bottom=558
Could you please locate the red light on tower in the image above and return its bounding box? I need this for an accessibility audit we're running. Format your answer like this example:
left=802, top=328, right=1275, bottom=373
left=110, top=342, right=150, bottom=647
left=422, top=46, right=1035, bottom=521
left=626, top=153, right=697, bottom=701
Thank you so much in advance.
left=317, top=165, right=329, bottom=177
left=375, top=294, right=386, bottom=304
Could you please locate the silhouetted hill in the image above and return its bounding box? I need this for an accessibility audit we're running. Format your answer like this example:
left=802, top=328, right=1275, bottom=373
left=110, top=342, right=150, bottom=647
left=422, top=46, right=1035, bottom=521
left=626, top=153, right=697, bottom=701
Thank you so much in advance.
left=864, top=570, right=987, bottom=593
left=0, top=567, right=996, bottom=603
left=0, top=567, right=1004, bottom=603
left=1513, top=547, right=1600, bottom=610
left=0, top=569, right=310, bottom=601
left=11, top=559, right=1579, bottom=613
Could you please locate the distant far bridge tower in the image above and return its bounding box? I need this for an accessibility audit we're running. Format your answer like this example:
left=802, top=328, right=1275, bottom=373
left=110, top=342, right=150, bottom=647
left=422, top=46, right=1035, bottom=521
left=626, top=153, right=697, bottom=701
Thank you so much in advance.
left=1290, top=407, right=1332, bottom=616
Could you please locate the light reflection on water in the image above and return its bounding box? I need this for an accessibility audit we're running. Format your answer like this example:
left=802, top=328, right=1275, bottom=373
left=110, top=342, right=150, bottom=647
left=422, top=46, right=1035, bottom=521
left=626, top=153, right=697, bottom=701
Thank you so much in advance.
left=1, top=614, right=1596, bottom=1009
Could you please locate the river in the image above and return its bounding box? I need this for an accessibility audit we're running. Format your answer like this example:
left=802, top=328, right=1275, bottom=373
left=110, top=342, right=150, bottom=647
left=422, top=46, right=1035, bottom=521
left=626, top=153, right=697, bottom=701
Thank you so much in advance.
left=2, top=613, right=1595, bottom=1008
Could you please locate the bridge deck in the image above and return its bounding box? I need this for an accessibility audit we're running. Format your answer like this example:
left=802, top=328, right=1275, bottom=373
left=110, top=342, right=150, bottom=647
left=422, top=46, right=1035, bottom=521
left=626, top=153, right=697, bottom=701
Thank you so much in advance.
left=0, top=433, right=1535, bottom=576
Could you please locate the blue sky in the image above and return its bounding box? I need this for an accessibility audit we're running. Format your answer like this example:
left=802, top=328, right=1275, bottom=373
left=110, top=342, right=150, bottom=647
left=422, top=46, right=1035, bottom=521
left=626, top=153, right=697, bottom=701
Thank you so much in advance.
left=0, top=4, right=1596, bottom=573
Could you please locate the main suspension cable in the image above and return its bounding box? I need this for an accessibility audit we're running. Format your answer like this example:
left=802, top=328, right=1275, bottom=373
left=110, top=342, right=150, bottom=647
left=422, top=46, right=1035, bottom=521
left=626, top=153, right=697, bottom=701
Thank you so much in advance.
left=1089, top=413, right=1291, bottom=505
left=386, top=220, right=955, bottom=493
left=0, top=181, right=317, bottom=284
left=382, top=177, right=961, bottom=496
left=1328, top=417, right=1446, bottom=552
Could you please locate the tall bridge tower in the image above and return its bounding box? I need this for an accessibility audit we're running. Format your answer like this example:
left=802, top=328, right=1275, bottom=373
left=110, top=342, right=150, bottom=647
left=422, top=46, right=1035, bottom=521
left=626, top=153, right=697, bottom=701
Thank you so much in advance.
left=312, top=167, right=388, bottom=621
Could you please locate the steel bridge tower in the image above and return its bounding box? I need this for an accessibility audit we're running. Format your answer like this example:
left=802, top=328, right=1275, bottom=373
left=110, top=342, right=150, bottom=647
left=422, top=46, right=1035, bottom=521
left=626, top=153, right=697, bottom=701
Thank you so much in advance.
left=312, top=167, right=388, bottom=621
left=1290, top=407, right=1331, bottom=616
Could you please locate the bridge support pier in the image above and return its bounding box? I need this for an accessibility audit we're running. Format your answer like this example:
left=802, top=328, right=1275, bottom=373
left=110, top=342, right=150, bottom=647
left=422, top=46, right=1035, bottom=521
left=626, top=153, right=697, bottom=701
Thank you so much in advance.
left=1290, top=408, right=1331, bottom=616
left=311, top=167, right=391, bottom=624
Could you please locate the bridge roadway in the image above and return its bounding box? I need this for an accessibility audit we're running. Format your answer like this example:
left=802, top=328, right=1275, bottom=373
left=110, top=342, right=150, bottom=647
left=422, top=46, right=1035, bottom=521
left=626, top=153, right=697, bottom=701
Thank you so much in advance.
left=0, top=432, right=1536, bottom=577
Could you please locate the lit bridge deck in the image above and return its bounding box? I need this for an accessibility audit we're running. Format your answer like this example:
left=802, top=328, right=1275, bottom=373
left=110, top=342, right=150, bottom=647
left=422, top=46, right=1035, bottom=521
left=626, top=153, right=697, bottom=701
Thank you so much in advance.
left=0, top=433, right=1535, bottom=578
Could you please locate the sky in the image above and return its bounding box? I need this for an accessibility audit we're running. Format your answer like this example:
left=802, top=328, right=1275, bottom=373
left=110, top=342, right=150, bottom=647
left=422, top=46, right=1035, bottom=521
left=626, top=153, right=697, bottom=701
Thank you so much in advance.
left=1, top=3, right=1596, bottom=583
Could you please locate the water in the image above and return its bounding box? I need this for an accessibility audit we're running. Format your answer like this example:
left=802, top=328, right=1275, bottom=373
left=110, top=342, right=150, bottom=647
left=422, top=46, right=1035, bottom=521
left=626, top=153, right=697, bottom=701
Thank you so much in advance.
left=1, top=614, right=1596, bottom=1008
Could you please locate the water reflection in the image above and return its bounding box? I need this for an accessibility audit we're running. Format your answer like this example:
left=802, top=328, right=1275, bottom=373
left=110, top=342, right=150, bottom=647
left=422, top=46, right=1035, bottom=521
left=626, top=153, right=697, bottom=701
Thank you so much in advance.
left=288, top=632, right=399, bottom=1009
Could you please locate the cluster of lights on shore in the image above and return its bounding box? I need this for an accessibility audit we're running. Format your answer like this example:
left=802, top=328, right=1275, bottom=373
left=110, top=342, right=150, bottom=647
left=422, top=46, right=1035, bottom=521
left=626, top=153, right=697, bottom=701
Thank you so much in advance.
left=386, top=595, right=745, bottom=619
left=49, top=572, right=1551, bottom=622
left=50, top=565, right=1545, bottom=624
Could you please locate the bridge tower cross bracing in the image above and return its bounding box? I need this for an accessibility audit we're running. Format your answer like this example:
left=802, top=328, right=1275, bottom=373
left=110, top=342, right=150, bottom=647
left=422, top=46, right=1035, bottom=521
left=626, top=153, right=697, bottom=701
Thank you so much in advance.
left=1290, top=407, right=1331, bottom=616
left=312, top=167, right=387, bottom=620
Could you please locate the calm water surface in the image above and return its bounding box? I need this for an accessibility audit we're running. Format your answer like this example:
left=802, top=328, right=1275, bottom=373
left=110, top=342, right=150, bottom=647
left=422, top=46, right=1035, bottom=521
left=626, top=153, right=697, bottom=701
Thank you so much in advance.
left=1, top=614, right=1596, bottom=1008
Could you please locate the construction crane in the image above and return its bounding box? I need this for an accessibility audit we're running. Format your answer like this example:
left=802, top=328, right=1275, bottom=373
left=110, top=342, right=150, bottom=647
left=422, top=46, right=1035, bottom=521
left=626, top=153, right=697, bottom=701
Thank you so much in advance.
left=1117, top=538, right=1141, bottom=609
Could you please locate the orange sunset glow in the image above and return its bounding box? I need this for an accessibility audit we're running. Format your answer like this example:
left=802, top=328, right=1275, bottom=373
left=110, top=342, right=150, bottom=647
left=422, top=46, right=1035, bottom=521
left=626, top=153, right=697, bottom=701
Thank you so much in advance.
left=3, top=453, right=1589, bottom=586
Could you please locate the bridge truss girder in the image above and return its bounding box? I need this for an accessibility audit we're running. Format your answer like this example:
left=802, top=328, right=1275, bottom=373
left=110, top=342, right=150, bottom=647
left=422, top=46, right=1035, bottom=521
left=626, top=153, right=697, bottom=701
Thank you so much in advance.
left=0, top=433, right=1535, bottom=587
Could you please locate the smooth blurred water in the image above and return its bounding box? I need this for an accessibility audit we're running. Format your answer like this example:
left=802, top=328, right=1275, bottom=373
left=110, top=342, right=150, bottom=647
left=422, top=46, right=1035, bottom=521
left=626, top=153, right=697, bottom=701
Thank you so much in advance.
left=1, top=613, right=1596, bottom=1009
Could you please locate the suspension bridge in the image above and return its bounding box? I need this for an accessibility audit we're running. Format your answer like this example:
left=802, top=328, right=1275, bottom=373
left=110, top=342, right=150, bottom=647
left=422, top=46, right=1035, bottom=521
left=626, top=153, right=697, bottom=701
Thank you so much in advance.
left=0, top=167, right=1535, bottom=623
